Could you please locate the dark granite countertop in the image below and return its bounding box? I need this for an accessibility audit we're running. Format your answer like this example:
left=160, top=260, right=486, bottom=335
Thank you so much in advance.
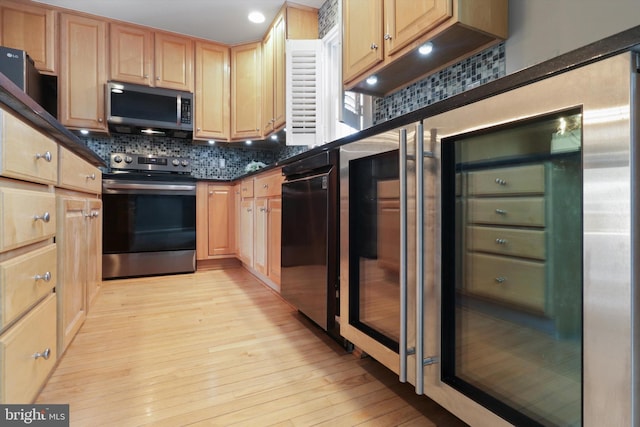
left=0, top=73, right=105, bottom=167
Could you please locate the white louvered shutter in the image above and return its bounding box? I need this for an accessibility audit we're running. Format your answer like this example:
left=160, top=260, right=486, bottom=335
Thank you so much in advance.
left=286, top=39, right=323, bottom=146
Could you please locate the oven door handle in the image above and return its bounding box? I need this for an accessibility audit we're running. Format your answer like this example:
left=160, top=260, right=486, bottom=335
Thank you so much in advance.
left=102, top=182, right=196, bottom=192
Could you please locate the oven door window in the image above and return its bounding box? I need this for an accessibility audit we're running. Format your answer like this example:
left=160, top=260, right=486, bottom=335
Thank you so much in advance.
left=441, top=109, right=583, bottom=426
left=103, top=193, right=196, bottom=253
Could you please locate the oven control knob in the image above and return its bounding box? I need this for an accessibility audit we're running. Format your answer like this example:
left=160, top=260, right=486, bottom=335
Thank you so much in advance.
left=172, top=159, right=180, bottom=166
left=124, top=156, right=133, bottom=164
left=113, top=155, right=123, bottom=163
left=181, top=160, right=189, bottom=167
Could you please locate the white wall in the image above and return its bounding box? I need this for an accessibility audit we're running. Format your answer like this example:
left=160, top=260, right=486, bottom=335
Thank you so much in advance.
left=506, top=0, right=638, bottom=73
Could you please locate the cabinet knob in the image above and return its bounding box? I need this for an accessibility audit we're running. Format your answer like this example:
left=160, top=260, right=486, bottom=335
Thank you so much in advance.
left=384, top=34, right=392, bottom=40
left=86, top=173, right=96, bottom=180
left=157, top=76, right=161, bottom=81
left=35, top=151, right=52, bottom=162
left=259, top=207, right=266, bottom=212
left=143, top=74, right=149, bottom=79
left=91, top=211, right=100, bottom=218
left=247, top=208, right=252, bottom=212
left=34, top=212, right=51, bottom=223
left=495, top=238, right=507, bottom=245
left=98, top=118, right=103, bottom=123
left=197, top=128, right=202, bottom=131
left=370, top=43, right=378, bottom=50
left=34, top=271, right=52, bottom=282
left=33, top=348, right=51, bottom=360
left=495, top=209, right=507, bottom=215
left=495, top=276, right=507, bottom=284
left=495, top=178, right=507, bottom=185
left=263, top=184, right=268, bottom=189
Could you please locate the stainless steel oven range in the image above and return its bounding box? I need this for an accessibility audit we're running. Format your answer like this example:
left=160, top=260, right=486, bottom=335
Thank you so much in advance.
left=102, top=153, right=196, bottom=279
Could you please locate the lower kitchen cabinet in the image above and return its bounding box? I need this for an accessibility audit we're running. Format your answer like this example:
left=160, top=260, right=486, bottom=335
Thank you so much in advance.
left=196, top=182, right=235, bottom=260
left=238, top=198, right=254, bottom=267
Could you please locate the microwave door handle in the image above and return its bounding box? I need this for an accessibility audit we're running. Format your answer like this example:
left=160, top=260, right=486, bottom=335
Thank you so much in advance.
left=177, top=95, right=182, bottom=126
left=399, top=128, right=409, bottom=383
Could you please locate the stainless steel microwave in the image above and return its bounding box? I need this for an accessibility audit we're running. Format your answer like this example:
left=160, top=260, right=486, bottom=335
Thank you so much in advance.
left=106, top=81, right=193, bottom=138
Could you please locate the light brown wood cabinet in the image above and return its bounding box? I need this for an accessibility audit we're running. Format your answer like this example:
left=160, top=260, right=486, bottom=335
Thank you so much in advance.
left=196, top=182, right=235, bottom=260
left=239, top=197, right=255, bottom=266
left=231, top=42, right=262, bottom=140
left=0, top=0, right=56, bottom=74
left=0, top=108, right=58, bottom=404
left=59, top=12, right=107, bottom=132
left=343, top=0, right=508, bottom=96
left=154, top=31, right=194, bottom=91
left=194, top=41, right=230, bottom=141
left=253, top=169, right=284, bottom=290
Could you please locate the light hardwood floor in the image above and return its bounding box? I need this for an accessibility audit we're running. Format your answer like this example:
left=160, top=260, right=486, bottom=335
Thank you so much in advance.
left=37, top=268, right=466, bottom=426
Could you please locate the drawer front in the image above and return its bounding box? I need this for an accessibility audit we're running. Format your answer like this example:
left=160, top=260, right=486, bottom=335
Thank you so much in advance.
left=467, top=197, right=545, bottom=227
left=240, top=178, right=254, bottom=198
left=0, top=109, right=58, bottom=185
left=0, top=244, right=57, bottom=330
left=467, top=164, right=545, bottom=196
left=254, top=171, right=283, bottom=198
left=58, top=147, right=102, bottom=193
left=0, top=293, right=57, bottom=403
left=465, top=253, right=546, bottom=313
left=0, top=188, right=56, bottom=252
left=467, top=226, right=546, bottom=260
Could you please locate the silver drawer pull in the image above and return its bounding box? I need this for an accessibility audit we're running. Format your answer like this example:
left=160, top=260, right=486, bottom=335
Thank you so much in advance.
left=495, top=276, right=507, bottom=284
left=495, top=178, right=507, bottom=185
left=87, top=173, right=96, bottom=180
left=91, top=211, right=100, bottom=218
left=495, top=238, right=508, bottom=245
left=495, top=209, right=507, bottom=215
left=34, top=272, right=52, bottom=282
left=263, top=184, right=268, bottom=188
left=34, top=212, right=51, bottom=222
left=33, top=348, right=51, bottom=360
left=259, top=207, right=266, bottom=212
left=35, top=151, right=52, bottom=162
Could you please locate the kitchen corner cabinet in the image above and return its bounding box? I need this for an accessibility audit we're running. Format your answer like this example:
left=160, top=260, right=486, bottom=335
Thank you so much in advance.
left=343, top=0, right=508, bottom=96
left=0, top=0, right=56, bottom=74
left=0, top=108, right=58, bottom=404
left=253, top=169, right=284, bottom=290
left=196, top=182, right=235, bottom=260
left=231, top=42, right=262, bottom=141
left=59, top=12, right=107, bottom=132
left=56, top=147, right=102, bottom=355
left=110, top=24, right=194, bottom=92
left=194, top=41, right=230, bottom=141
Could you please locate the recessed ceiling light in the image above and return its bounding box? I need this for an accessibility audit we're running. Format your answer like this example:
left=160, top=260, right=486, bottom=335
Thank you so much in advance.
left=80, top=129, right=89, bottom=135
left=246, top=140, right=253, bottom=145
left=418, top=42, right=434, bottom=56
left=248, top=11, right=265, bottom=23
left=270, top=134, right=278, bottom=141
left=366, top=75, right=378, bottom=85
left=208, top=140, right=215, bottom=145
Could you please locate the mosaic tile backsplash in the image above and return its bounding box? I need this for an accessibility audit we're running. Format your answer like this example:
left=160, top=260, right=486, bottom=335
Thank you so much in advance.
left=318, top=0, right=339, bottom=39
left=83, top=134, right=308, bottom=180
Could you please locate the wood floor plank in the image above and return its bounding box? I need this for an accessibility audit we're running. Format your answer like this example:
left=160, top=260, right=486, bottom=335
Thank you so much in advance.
left=36, top=269, right=466, bottom=426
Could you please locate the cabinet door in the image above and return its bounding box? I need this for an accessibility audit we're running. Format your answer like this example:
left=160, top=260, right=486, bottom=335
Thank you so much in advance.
left=0, top=1, right=56, bottom=74
left=85, top=198, right=102, bottom=311
left=110, top=23, right=153, bottom=85
left=231, top=42, right=262, bottom=140
left=207, top=185, right=235, bottom=256
left=56, top=196, right=87, bottom=354
left=195, top=41, right=230, bottom=140
left=342, top=0, right=383, bottom=84
left=384, top=0, right=452, bottom=56
left=267, top=197, right=282, bottom=287
left=261, top=29, right=275, bottom=135
left=234, top=184, right=241, bottom=257
left=239, top=199, right=254, bottom=266
left=272, top=13, right=287, bottom=130
left=59, top=13, right=107, bottom=131
left=154, top=32, right=193, bottom=91
left=254, top=198, right=268, bottom=275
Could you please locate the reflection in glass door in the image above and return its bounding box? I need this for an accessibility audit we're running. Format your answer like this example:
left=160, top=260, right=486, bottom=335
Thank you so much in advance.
left=441, top=109, right=583, bottom=426
left=349, top=150, right=401, bottom=351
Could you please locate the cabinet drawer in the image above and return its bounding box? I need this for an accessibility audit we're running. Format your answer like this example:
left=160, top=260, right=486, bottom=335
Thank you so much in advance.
left=0, top=244, right=56, bottom=330
left=0, top=109, right=58, bottom=185
left=467, top=197, right=545, bottom=227
left=254, top=171, right=283, bottom=198
left=0, top=293, right=57, bottom=403
left=58, top=147, right=102, bottom=193
left=467, top=226, right=546, bottom=260
left=240, top=179, right=254, bottom=198
left=0, top=188, right=56, bottom=252
left=465, top=253, right=545, bottom=313
left=467, top=164, right=545, bottom=196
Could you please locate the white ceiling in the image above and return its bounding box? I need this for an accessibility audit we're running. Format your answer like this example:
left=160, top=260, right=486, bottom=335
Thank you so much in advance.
left=33, top=0, right=326, bottom=45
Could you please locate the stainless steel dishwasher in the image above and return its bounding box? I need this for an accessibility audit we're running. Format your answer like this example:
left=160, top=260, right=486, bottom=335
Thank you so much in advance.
left=280, top=150, right=339, bottom=340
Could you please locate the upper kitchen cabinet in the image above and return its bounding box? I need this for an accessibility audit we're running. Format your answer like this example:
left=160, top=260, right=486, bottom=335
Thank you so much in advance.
left=0, top=0, right=56, bottom=74
left=262, top=5, right=318, bottom=137
left=110, top=24, right=194, bottom=92
left=343, top=0, right=508, bottom=96
left=109, top=23, right=153, bottom=85
left=59, top=13, right=107, bottom=132
left=194, top=41, right=230, bottom=141
left=231, top=42, right=262, bottom=141
left=154, top=31, right=194, bottom=92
